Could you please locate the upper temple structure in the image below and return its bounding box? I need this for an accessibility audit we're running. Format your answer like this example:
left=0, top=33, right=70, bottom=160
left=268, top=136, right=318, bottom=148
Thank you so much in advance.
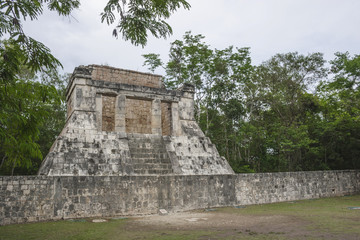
left=38, top=65, right=234, bottom=176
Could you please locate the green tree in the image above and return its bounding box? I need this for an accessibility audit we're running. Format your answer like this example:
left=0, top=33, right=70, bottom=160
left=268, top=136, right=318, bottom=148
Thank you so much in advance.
left=0, top=66, right=62, bottom=175
left=0, top=65, right=68, bottom=175
left=249, top=52, right=327, bottom=171
left=316, top=52, right=360, bottom=170
left=102, top=0, right=190, bottom=47
left=0, top=1, right=79, bottom=175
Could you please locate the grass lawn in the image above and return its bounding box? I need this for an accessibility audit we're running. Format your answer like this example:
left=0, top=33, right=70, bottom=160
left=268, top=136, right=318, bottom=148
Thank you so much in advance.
left=0, top=195, right=359, bottom=240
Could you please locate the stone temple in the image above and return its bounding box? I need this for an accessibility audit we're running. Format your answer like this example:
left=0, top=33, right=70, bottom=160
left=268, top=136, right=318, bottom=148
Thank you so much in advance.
left=38, top=65, right=234, bottom=176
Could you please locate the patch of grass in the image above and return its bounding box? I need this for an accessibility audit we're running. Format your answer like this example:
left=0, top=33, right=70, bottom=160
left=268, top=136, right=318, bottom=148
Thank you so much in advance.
left=0, top=219, right=126, bottom=240
left=218, top=233, right=290, bottom=240
left=149, top=231, right=214, bottom=240
left=0, top=218, right=215, bottom=240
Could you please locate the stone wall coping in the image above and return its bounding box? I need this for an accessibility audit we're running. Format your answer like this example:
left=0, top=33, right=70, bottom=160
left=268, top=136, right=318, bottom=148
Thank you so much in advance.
left=86, top=79, right=182, bottom=99
left=1, top=170, right=359, bottom=179
left=66, top=64, right=163, bottom=97
left=66, top=65, right=196, bottom=99
left=89, top=64, right=163, bottom=78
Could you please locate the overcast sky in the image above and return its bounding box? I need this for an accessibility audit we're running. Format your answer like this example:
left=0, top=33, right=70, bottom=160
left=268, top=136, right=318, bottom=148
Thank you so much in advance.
left=23, top=0, right=360, bottom=75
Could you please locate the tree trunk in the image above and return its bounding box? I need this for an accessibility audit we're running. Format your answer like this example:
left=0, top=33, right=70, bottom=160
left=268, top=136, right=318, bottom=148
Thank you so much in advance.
left=11, top=158, right=16, bottom=176
left=0, top=155, right=6, bottom=170
left=206, top=107, right=209, bottom=135
left=224, top=123, right=229, bottom=161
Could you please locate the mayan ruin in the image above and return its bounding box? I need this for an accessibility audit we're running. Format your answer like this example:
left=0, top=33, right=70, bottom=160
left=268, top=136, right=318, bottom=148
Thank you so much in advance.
left=38, top=65, right=234, bottom=176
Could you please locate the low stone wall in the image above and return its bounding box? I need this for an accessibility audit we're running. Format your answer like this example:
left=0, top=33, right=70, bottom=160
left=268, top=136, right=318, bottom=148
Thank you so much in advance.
left=1, top=170, right=359, bottom=225
left=235, top=171, right=359, bottom=205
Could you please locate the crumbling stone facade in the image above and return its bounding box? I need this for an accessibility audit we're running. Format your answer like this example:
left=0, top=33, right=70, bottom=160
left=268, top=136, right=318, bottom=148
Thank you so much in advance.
left=38, top=65, right=234, bottom=176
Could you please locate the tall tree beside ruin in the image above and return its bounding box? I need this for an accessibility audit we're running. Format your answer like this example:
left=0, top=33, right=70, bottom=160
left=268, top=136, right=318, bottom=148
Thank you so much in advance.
left=316, top=52, right=360, bottom=170
left=246, top=52, right=327, bottom=171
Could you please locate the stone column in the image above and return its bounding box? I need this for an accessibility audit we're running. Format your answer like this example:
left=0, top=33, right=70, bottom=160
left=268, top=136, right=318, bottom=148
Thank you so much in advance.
left=151, top=98, right=161, bottom=135
left=171, top=102, right=181, bottom=136
left=115, top=95, right=126, bottom=132
left=95, top=93, right=102, bottom=131
left=178, top=83, right=195, bottom=121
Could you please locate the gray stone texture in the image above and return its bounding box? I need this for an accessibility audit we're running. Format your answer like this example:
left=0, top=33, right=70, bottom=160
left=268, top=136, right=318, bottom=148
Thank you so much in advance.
left=0, top=170, right=359, bottom=225
left=38, top=65, right=234, bottom=176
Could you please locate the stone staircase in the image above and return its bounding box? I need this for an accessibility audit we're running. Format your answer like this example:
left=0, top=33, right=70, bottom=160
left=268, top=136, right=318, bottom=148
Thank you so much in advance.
left=127, top=135, right=173, bottom=175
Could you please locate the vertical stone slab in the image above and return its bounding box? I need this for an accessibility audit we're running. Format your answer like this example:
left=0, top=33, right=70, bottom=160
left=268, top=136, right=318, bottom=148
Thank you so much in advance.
left=75, top=87, right=83, bottom=109
left=95, top=93, right=102, bottom=131
left=178, top=84, right=195, bottom=121
left=115, top=95, right=126, bottom=132
left=73, top=85, right=97, bottom=112
left=152, top=99, right=161, bottom=135
left=67, top=92, right=74, bottom=119
left=53, top=177, right=63, bottom=218
left=171, top=102, right=181, bottom=136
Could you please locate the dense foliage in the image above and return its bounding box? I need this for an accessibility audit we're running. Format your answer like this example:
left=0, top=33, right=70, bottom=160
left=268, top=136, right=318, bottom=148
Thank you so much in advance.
left=0, top=0, right=79, bottom=175
left=143, top=32, right=360, bottom=173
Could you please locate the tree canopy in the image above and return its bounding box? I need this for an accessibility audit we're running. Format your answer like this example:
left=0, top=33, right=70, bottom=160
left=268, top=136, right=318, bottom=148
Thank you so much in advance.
left=101, top=0, right=190, bottom=47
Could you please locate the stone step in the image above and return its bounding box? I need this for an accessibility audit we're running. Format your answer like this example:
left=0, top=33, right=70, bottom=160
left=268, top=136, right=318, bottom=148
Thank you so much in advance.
left=133, top=169, right=173, bottom=175
left=130, top=153, right=169, bottom=159
left=128, top=143, right=165, bottom=149
left=129, top=146, right=169, bottom=153
left=127, top=136, right=173, bottom=175
left=133, top=163, right=173, bottom=170
left=133, top=158, right=173, bottom=164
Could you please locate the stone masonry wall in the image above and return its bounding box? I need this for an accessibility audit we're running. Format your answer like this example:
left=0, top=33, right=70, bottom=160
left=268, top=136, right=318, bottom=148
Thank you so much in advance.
left=102, top=95, right=116, bottom=132
left=125, top=98, right=152, bottom=134
left=1, top=170, right=359, bottom=225
left=90, top=65, right=162, bottom=88
left=235, top=170, right=359, bottom=205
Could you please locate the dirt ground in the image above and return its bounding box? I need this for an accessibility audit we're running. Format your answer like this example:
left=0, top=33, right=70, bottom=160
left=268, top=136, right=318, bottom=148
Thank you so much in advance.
left=127, top=209, right=360, bottom=240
